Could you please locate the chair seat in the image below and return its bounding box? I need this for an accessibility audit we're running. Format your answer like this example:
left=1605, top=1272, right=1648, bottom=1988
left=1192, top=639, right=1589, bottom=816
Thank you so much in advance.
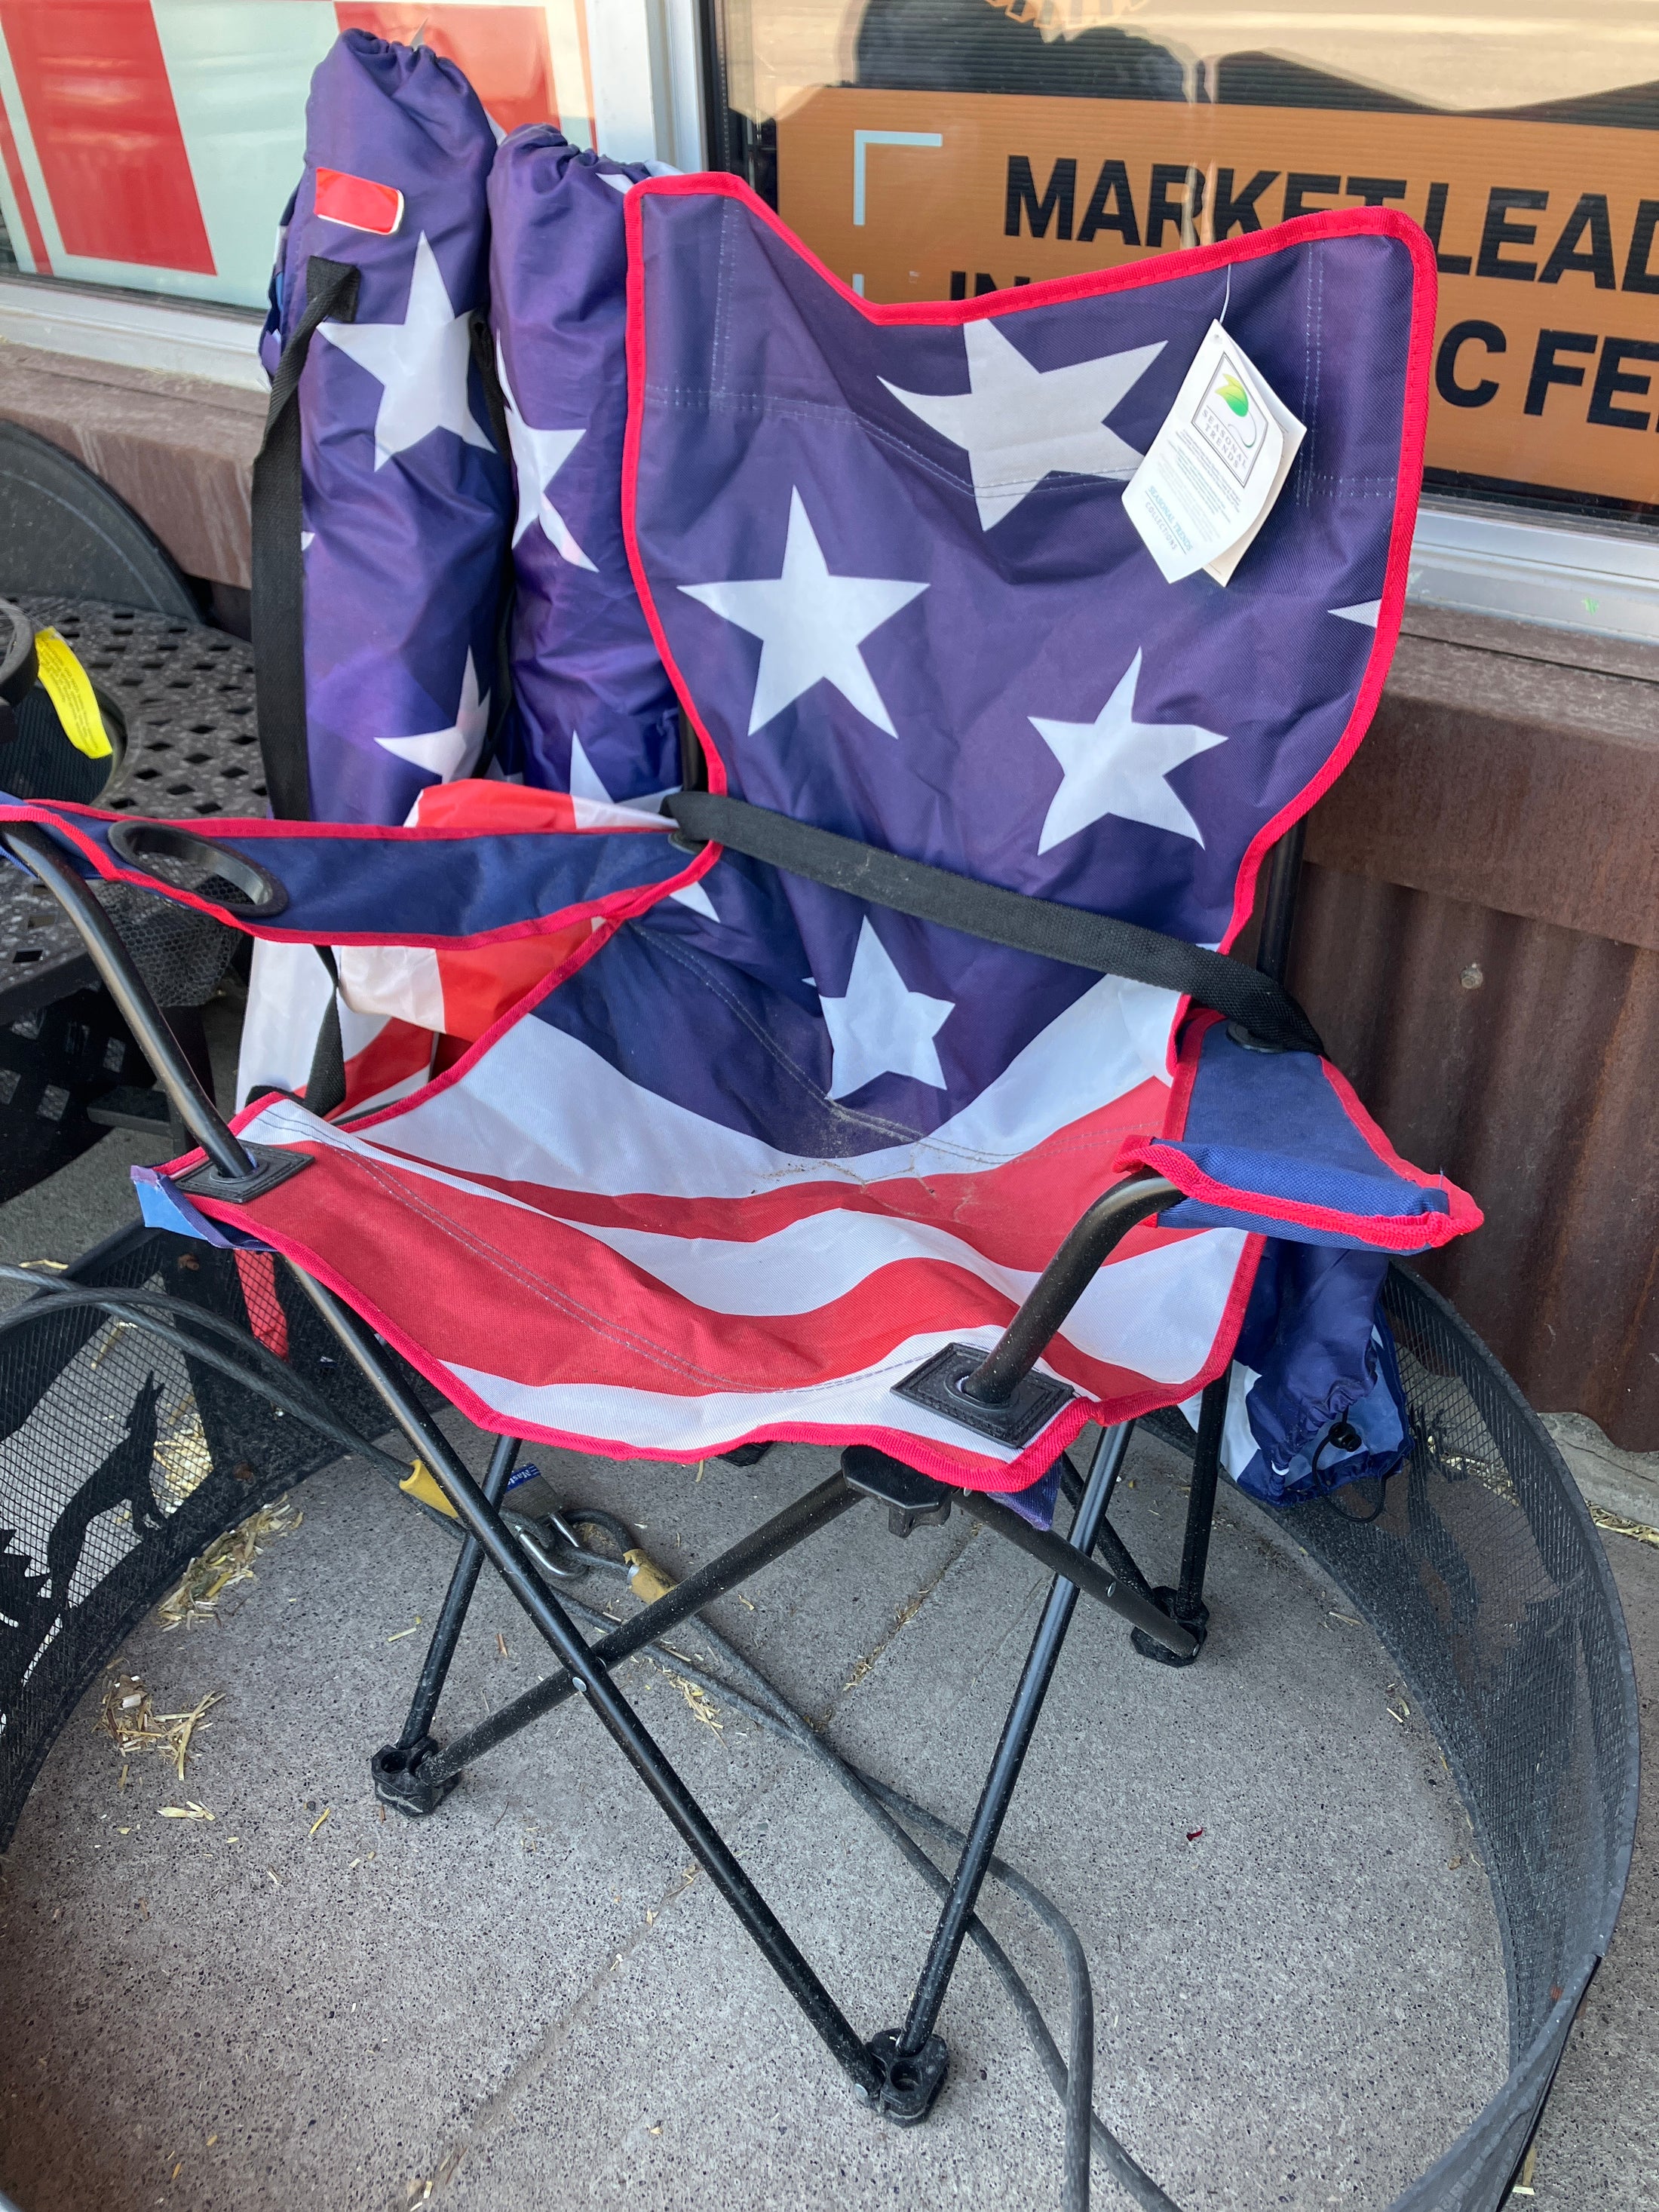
left=182, top=974, right=1248, bottom=1491
left=98, top=831, right=1463, bottom=1495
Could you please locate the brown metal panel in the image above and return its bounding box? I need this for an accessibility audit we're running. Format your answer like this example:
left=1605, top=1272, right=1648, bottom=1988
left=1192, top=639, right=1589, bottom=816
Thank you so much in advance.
left=1286, top=862, right=1659, bottom=1451
left=1307, top=629, right=1659, bottom=953
left=0, top=343, right=262, bottom=590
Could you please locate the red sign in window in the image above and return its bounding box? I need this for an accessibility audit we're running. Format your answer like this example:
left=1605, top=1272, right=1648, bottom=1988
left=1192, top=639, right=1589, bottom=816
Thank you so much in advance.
left=0, top=0, right=215, bottom=274
left=333, top=4, right=561, bottom=140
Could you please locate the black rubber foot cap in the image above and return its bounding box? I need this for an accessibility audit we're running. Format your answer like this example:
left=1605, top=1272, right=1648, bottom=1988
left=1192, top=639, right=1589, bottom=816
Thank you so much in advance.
left=371, top=1736, right=458, bottom=1817
left=1130, top=1586, right=1210, bottom=1668
left=865, top=2030, right=949, bottom=2125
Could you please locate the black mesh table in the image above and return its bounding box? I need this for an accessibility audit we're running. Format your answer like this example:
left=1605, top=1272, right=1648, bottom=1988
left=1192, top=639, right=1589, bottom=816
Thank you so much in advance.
left=0, top=597, right=261, bottom=1023
left=0, top=600, right=256, bottom=1192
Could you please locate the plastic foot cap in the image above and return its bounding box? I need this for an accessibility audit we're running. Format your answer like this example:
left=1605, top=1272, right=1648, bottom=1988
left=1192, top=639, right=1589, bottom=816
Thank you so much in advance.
left=865, top=2030, right=949, bottom=2125
left=370, top=1736, right=458, bottom=1817
left=1130, top=1585, right=1210, bottom=1668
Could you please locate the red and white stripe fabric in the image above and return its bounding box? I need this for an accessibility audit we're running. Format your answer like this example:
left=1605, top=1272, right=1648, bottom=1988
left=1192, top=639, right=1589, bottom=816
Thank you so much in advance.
left=204, top=950, right=1255, bottom=1495
left=233, top=779, right=661, bottom=1112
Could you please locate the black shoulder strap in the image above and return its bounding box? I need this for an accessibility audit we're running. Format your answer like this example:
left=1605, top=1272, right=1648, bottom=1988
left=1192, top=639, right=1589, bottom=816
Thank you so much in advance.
left=664, top=790, right=1322, bottom=1056
left=304, top=945, right=347, bottom=1118
left=250, top=255, right=360, bottom=822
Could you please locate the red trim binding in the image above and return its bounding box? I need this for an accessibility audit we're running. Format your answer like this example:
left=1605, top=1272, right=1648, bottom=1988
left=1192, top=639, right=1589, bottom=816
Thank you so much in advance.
left=1116, top=1009, right=1483, bottom=1250
left=621, top=176, right=1438, bottom=989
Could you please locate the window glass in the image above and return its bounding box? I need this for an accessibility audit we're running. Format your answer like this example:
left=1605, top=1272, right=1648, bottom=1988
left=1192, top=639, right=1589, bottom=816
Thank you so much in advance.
left=710, top=0, right=1659, bottom=525
left=0, top=3, right=588, bottom=313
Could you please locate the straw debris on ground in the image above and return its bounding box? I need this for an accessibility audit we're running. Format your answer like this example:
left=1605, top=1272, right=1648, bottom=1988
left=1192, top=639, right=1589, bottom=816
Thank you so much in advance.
left=152, top=1390, right=216, bottom=1511
left=158, top=1496, right=303, bottom=1631
left=100, top=1674, right=221, bottom=1781
left=1590, top=1502, right=1659, bottom=1550
left=651, top=1661, right=722, bottom=1733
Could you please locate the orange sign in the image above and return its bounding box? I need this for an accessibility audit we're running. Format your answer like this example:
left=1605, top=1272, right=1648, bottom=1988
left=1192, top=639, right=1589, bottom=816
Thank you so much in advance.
left=776, top=88, right=1659, bottom=508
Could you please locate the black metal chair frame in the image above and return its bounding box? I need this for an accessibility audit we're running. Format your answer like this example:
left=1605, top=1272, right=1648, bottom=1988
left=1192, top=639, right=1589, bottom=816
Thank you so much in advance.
left=1, top=814, right=1311, bottom=2125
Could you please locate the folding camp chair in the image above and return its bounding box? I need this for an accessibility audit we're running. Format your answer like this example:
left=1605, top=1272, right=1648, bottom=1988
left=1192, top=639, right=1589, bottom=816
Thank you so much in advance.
left=0, top=182, right=1478, bottom=2152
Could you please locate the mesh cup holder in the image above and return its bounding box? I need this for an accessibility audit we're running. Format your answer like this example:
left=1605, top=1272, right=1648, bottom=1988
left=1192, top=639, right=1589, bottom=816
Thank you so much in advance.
left=92, top=818, right=284, bottom=1009
left=0, top=1244, right=1639, bottom=2211
left=94, top=879, right=243, bottom=1009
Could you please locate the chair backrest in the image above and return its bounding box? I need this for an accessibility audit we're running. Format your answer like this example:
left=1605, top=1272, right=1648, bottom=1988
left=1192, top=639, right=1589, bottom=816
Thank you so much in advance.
left=257, top=29, right=503, bottom=825
left=626, top=184, right=1428, bottom=964
left=488, top=127, right=682, bottom=805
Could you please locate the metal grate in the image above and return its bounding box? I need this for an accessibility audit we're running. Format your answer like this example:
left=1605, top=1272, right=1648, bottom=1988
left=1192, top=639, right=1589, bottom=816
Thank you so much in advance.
left=0, top=1226, right=425, bottom=1848
left=1300, top=1268, right=1636, bottom=2210
left=1141, top=1266, right=1637, bottom=2210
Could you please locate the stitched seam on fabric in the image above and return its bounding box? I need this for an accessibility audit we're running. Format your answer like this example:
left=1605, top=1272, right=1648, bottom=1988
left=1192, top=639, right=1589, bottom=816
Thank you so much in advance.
left=327, top=1146, right=772, bottom=1388
left=642, top=386, right=1391, bottom=504
left=645, top=385, right=992, bottom=501
left=712, top=198, right=734, bottom=399
left=636, top=925, right=935, bottom=1150
left=628, top=930, right=1165, bottom=1174
left=308, top=1144, right=1072, bottom=1398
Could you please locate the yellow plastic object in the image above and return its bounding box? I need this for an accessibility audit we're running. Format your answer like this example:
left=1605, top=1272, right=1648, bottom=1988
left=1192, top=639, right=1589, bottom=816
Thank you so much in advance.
left=400, top=1459, right=457, bottom=1520
left=624, top=1547, right=676, bottom=1603
left=33, top=628, right=112, bottom=759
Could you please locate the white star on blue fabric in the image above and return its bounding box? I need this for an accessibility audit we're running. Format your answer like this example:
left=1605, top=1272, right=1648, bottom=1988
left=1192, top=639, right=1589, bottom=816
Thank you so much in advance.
left=318, top=232, right=494, bottom=471
left=820, top=919, right=954, bottom=1099
left=376, top=651, right=489, bottom=783
left=1030, top=650, right=1228, bottom=854
left=1329, top=600, right=1380, bottom=627
left=882, top=320, right=1164, bottom=531
left=679, top=489, right=927, bottom=737
left=567, top=734, right=715, bottom=919
left=498, top=344, right=595, bottom=569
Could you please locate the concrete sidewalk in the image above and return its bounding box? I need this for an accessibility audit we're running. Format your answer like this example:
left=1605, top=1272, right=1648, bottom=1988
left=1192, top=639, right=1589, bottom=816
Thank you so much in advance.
left=4, top=1425, right=1511, bottom=2212
left=0, top=1106, right=1654, bottom=2212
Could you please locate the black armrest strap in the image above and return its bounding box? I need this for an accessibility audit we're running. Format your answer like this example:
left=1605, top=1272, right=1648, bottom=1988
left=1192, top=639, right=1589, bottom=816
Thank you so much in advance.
left=665, top=791, right=1322, bottom=1056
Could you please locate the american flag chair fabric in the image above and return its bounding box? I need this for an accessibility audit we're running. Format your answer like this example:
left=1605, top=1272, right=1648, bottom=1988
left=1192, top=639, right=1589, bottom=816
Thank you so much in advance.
left=0, top=83, right=1486, bottom=2149
left=488, top=123, right=682, bottom=803
left=1, top=173, right=1477, bottom=1505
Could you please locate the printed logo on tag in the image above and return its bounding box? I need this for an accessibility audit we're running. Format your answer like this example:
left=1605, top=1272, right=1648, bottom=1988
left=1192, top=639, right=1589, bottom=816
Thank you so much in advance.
left=1194, top=362, right=1266, bottom=486
left=1122, top=322, right=1305, bottom=587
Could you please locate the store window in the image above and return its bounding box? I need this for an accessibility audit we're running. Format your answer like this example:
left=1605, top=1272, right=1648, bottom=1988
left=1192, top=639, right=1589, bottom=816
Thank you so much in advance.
left=706, top=0, right=1659, bottom=526
left=0, top=2, right=589, bottom=312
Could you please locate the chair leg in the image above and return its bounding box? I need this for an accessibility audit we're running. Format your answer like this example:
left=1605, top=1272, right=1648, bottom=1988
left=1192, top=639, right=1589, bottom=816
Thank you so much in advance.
left=292, top=1267, right=887, bottom=2108
left=373, top=1431, right=521, bottom=1815
left=721, top=1440, right=773, bottom=1467
left=879, top=1420, right=1135, bottom=2115
left=1131, top=1370, right=1228, bottom=1667
left=407, top=1471, right=862, bottom=1797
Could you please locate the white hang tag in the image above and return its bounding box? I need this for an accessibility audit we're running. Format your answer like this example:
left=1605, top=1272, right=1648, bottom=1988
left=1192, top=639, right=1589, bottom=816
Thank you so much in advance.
left=1121, top=321, right=1305, bottom=586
